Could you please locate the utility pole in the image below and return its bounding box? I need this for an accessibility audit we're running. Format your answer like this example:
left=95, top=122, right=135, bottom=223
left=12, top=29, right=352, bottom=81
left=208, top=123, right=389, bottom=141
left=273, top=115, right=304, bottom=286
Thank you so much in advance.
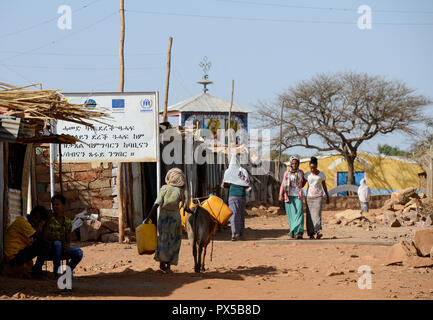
left=162, top=37, right=173, bottom=123
left=118, top=0, right=125, bottom=243
left=228, top=80, right=234, bottom=158
left=277, top=100, right=284, bottom=181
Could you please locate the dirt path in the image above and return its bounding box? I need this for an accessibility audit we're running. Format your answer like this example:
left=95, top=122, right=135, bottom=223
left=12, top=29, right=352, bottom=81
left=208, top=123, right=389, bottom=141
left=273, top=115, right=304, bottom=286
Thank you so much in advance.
left=1, top=211, right=432, bottom=300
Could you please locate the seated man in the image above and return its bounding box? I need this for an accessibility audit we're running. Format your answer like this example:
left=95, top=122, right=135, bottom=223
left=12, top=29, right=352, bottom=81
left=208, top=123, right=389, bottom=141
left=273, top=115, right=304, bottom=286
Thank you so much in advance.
left=4, top=206, right=51, bottom=280
left=46, top=194, right=83, bottom=278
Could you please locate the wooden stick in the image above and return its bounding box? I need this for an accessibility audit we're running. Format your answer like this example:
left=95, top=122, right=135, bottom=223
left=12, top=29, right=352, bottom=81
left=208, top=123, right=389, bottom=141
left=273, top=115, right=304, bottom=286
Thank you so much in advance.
left=228, top=80, right=234, bottom=158
left=118, top=0, right=126, bottom=243
left=162, top=36, right=173, bottom=123
left=119, top=0, right=125, bottom=92
left=58, top=143, right=63, bottom=195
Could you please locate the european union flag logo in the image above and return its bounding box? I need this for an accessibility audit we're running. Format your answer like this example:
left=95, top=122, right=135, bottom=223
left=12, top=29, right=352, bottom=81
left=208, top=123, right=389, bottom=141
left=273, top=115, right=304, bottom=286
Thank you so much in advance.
left=112, top=99, right=125, bottom=109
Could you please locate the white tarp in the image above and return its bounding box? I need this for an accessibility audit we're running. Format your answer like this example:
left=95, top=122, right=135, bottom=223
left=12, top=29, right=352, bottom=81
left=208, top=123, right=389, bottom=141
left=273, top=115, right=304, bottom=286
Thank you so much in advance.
left=56, top=92, right=159, bottom=162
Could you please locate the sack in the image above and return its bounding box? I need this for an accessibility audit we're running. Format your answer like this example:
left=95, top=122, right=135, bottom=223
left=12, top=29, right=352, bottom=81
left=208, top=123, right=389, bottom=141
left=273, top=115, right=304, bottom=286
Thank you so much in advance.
left=136, top=219, right=157, bottom=255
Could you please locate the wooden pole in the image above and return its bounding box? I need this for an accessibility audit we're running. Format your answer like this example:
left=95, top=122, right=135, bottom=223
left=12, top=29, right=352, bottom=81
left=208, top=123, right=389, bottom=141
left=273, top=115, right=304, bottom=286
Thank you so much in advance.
left=58, top=144, right=63, bottom=195
left=162, top=37, right=173, bottom=123
left=228, top=80, right=234, bottom=158
left=277, top=100, right=284, bottom=181
left=119, top=0, right=125, bottom=92
left=118, top=0, right=126, bottom=243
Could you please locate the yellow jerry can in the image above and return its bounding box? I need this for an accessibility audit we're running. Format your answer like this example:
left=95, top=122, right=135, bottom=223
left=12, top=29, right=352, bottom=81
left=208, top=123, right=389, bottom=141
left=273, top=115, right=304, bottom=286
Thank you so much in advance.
left=179, top=202, right=198, bottom=230
left=201, top=195, right=232, bottom=225
left=136, top=219, right=157, bottom=255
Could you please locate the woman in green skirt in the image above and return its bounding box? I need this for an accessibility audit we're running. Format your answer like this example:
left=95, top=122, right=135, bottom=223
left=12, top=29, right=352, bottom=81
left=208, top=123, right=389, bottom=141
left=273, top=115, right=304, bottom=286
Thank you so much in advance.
left=147, top=168, right=190, bottom=272
left=279, top=156, right=305, bottom=239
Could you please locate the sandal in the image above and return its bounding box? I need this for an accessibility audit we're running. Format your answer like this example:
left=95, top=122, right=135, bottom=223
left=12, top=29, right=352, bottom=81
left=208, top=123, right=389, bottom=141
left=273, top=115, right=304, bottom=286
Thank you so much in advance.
left=316, top=232, right=323, bottom=239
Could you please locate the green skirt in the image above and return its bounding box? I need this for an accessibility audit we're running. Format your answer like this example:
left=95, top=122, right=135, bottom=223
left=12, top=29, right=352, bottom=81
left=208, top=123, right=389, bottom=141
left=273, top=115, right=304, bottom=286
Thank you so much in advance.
left=284, top=196, right=304, bottom=238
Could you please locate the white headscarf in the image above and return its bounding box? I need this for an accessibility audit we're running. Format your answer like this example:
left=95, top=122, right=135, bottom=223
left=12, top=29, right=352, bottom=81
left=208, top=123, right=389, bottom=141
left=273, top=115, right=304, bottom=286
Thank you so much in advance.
left=222, top=154, right=251, bottom=188
left=358, top=178, right=371, bottom=202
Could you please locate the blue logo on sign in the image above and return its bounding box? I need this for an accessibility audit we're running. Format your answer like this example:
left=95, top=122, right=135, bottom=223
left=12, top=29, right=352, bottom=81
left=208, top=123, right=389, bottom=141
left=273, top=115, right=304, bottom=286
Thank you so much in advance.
left=84, top=99, right=97, bottom=108
left=140, top=99, right=153, bottom=112
left=112, top=99, right=125, bottom=109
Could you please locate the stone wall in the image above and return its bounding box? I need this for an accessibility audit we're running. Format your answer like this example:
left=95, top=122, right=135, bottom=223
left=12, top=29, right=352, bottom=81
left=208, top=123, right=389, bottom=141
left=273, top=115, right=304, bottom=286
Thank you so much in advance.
left=35, top=146, right=118, bottom=219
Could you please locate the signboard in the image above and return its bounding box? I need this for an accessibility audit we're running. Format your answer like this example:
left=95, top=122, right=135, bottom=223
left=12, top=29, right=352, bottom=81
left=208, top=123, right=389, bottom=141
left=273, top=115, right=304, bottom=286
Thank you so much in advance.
left=56, top=92, right=159, bottom=162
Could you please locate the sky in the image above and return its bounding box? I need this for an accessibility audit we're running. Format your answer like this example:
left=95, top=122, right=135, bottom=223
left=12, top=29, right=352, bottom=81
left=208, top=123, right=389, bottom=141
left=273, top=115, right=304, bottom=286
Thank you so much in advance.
left=1, top=0, right=432, bottom=157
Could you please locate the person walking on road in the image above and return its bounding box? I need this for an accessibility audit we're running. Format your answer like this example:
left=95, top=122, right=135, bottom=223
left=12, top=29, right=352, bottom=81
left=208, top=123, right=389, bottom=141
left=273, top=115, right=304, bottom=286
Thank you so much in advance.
left=358, top=178, right=371, bottom=213
left=147, top=168, right=190, bottom=273
left=279, top=156, right=305, bottom=239
left=303, top=156, right=329, bottom=240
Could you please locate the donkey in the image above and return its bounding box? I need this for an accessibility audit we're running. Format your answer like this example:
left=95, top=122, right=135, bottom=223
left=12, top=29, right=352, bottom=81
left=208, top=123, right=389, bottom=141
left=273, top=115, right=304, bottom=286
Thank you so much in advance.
left=186, top=206, right=218, bottom=273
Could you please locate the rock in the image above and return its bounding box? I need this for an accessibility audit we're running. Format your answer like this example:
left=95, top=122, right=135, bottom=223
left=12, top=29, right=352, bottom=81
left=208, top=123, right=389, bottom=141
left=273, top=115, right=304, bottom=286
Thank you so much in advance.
left=384, top=241, right=418, bottom=266
left=268, top=206, right=280, bottom=212
left=335, top=209, right=362, bottom=221
left=413, top=228, right=433, bottom=256
left=393, top=204, right=406, bottom=212
left=100, top=218, right=119, bottom=232
left=391, top=188, right=417, bottom=205
left=101, top=232, right=120, bottom=243
left=381, top=199, right=398, bottom=211
left=408, top=211, right=420, bottom=222
left=251, top=207, right=259, bottom=212
left=405, top=221, right=415, bottom=226
left=424, top=214, right=433, bottom=227
left=328, top=219, right=341, bottom=225
left=80, top=219, right=101, bottom=241
left=430, top=247, right=433, bottom=259
left=328, top=270, right=344, bottom=276
left=405, top=256, right=433, bottom=268
left=258, top=205, right=266, bottom=210
left=419, top=193, right=426, bottom=199
left=390, top=219, right=402, bottom=228
left=383, top=210, right=397, bottom=224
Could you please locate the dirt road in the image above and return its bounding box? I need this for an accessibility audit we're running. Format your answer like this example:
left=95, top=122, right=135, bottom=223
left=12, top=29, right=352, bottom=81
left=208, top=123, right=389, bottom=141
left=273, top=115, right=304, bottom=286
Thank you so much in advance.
left=1, top=210, right=432, bottom=300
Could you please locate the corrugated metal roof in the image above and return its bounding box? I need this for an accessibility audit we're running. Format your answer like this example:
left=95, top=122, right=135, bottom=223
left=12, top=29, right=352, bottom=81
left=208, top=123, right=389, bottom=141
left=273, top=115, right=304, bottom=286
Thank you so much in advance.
left=167, top=93, right=250, bottom=113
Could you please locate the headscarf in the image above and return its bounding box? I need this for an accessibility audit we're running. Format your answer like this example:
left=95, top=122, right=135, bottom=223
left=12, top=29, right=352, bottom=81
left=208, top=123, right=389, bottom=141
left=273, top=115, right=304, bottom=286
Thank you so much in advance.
left=165, top=168, right=186, bottom=187
left=285, top=155, right=303, bottom=200
left=222, top=154, right=251, bottom=188
left=358, top=178, right=371, bottom=202
left=165, top=168, right=190, bottom=208
left=287, top=155, right=301, bottom=188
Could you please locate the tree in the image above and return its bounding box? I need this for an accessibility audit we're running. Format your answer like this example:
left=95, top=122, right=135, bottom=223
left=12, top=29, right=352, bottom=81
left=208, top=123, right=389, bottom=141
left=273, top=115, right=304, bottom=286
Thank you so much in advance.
left=377, top=144, right=408, bottom=156
left=257, top=72, right=431, bottom=184
left=409, top=122, right=433, bottom=197
left=268, top=150, right=295, bottom=163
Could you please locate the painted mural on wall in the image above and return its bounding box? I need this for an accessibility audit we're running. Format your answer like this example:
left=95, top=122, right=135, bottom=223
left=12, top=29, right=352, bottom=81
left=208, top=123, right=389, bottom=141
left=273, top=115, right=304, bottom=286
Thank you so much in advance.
left=182, top=112, right=248, bottom=132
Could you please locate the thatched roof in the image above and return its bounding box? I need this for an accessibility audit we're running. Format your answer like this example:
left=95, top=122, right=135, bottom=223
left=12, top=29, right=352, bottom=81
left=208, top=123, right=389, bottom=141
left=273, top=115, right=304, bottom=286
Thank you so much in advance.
left=0, top=82, right=110, bottom=128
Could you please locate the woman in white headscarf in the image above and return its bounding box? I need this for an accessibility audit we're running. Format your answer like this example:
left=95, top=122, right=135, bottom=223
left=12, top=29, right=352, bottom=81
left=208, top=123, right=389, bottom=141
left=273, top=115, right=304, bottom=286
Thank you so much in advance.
left=222, top=154, right=251, bottom=241
left=358, top=178, right=371, bottom=213
left=146, top=168, right=189, bottom=272
left=279, top=156, right=305, bottom=239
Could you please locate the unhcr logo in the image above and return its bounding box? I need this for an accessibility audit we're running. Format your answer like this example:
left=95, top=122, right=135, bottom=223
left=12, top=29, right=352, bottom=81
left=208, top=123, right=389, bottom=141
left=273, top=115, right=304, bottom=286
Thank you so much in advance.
left=140, top=99, right=153, bottom=112
left=84, top=99, right=97, bottom=108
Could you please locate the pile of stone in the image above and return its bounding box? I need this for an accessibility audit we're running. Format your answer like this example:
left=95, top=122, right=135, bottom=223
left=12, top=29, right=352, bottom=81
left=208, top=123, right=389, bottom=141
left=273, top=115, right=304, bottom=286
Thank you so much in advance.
left=385, top=228, right=433, bottom=268
left=72, top=216, right=135, bottom=243
left=330, top=209, right=375, bottom=230
left=247, top=201, right=285, bottom=215
left=377, top=188, right=433, bottom=228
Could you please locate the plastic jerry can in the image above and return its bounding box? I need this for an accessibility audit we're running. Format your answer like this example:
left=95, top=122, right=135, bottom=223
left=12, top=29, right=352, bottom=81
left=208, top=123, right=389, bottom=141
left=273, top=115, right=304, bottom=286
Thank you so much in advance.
left=136, top=219, right=157, bottom=255
left=201, top=195, right=232, bottom=225
left=179, top=202, right=198, bottom=229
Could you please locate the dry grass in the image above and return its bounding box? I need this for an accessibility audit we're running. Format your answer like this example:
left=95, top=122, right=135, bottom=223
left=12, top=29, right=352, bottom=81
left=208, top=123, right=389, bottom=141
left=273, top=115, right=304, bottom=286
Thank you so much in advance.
left=0, top=82, right=110, bottom=128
